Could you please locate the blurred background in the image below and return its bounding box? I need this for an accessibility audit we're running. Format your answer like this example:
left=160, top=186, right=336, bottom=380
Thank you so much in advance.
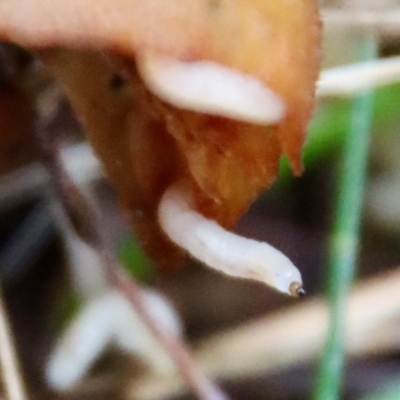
left=1, top=1, right=400, bottom=399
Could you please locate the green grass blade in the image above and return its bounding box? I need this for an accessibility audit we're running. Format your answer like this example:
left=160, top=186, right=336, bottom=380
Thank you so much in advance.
left=313, top=33, right=377, bottom=400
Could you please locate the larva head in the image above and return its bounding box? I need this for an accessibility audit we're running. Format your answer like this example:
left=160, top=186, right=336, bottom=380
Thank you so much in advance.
left=246, top=262, right=304, bottom=296
left=266, top=260, right=304, bottom=297
left=289, top=282, right=306, bottom=298
left=241, top=241, right=304, bottom=296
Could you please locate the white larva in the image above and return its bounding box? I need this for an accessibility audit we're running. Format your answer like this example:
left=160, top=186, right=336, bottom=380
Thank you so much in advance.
left=136, top=51, right=286, bottom=126
left=158, top=182, right=304, bottom=297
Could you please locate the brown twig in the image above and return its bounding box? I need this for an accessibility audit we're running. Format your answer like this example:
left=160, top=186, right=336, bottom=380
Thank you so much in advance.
left=113, top=269, right=228, bottom=400
left=34, top=113, right=228, bottom=400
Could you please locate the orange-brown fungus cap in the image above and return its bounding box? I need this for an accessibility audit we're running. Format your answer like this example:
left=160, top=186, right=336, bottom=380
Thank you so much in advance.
left=0, top=0, right=321, bottom=270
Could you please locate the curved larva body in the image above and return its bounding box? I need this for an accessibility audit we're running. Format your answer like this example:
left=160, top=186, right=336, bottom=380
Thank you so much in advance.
left=136, top=51, right=286, bottom=126
left=158, top=182, right=303, bottom=296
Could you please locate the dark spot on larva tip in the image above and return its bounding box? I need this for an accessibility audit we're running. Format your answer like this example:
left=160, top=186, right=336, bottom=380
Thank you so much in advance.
left=289, top=282, right=306, bottom=298
left=110, top=74, right=126, bottom=90
left=297, top=287, right=306, bottom=298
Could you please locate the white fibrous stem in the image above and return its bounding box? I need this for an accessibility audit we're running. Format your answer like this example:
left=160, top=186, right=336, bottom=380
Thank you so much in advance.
left=158, top=182, right=304, bottom=297
left=136, top=51, right=286, bottom=126
left=46, top=289, right=182, bottom=391
left=46, top=292, right=115, bottom=391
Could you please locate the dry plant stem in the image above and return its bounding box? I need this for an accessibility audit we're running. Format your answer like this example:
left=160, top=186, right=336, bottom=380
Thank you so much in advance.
left=318, top=56, right=400, bottom=97
left=0, top=287, right=28, bottom=400
left=0, top=143, right=100, bottom=212
left=323, top=8, right=400, bottom=32
left=34, top=119, right=228, bottom=400
left=113, top=270, right=228, bottom=400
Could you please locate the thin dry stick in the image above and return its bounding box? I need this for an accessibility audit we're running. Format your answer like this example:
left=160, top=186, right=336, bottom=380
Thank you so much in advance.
left=318, top=56, right=400, bottom=97
left=0, top=287, right=27, bottom=400
left=34, top=117, right=228, bottom=400
left=0, top=143, right=100, bottom=212
left=323, top=8, right=400, bottom=32
left=113, top=270, right=228, bottom=400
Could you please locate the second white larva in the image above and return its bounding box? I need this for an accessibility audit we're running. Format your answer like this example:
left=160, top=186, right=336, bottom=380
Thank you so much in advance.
left=136, top=50, right=286, bottom=126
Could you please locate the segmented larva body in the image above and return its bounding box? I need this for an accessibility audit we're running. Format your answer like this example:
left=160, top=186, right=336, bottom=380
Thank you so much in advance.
left=136, top=52, right=286, bottom=125
left=158, top=181, right=304, bottom=297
